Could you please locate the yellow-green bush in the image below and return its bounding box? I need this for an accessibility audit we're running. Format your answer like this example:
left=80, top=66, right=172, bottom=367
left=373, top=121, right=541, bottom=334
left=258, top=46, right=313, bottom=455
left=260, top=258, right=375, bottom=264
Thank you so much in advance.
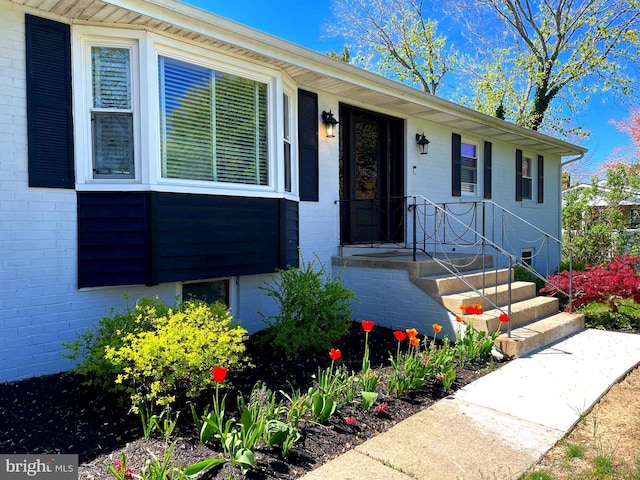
left=105, top=300, right=247, bottom=409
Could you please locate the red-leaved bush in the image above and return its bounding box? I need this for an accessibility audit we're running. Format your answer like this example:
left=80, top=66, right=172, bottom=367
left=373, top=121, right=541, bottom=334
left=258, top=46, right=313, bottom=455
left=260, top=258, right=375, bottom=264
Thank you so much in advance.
left=542, top=255, right=640, bottom=310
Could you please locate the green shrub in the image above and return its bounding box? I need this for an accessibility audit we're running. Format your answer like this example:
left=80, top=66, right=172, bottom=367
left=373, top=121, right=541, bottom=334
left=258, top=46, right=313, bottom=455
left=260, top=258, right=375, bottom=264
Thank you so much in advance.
left=513, top=264, right=546, bottom=293
left=557, top=259, right=586, bottom=272
left=63, top=296, right=170, bottom=391
left=104, top=300, right=247, bottom=409
left=259, top=258, right=356, bottom=360
left=579, top=300, right=640, bottom=331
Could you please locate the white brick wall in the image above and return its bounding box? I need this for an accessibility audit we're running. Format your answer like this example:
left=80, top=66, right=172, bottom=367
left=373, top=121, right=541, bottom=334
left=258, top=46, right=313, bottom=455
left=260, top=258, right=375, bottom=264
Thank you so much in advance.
left=339, top=266, right=457, bottom=339
left=0, top=9, right=178, bottom=381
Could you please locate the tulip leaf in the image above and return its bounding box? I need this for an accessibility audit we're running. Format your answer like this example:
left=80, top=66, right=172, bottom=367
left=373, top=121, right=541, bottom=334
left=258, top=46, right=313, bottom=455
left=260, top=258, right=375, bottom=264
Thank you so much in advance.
left=184, top=458, right=226, bottom=478
left=361, top=391, right=378, bottom=410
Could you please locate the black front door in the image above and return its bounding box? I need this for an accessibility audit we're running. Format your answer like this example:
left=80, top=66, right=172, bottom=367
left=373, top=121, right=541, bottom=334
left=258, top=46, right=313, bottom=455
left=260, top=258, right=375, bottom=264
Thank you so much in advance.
left=339, top=105, right=404, bottom=244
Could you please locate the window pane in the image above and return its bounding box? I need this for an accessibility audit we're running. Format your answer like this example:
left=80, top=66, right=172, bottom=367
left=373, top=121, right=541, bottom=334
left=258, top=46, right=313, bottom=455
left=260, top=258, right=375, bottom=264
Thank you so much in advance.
left=183, top=280, right=229, bottom=307
left=215, top=72, right=268, bottom=185
left=92, top=112, right=134, bottom=177
left=461, top=143, right=476, bottom=158
left=522, top=178, right=532, bottom=199
left=92, top=47, right=131, bottom=109
left=522, top=157, right=531, bottom=178
left=159, top=57, right=269, bottom=186
left=160, top=57, right=213, bottom=180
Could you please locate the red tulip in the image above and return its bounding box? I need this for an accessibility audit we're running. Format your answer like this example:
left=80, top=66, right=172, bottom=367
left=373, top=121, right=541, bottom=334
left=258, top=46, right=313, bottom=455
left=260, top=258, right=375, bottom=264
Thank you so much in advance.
left=211, top=366, right=227, bottom=383
left=394, top=330, right=407, bottom=341
left=361, top=320, right=374, bottom=332
left=499, top=313, right=510, bottom=323
left=329, top=348, right=342, bottom=361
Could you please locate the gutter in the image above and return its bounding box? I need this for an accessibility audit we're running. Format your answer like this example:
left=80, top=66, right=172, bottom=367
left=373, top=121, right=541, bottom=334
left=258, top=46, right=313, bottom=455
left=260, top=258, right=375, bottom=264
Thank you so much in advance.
left=561, top=152, right=586, bottom=166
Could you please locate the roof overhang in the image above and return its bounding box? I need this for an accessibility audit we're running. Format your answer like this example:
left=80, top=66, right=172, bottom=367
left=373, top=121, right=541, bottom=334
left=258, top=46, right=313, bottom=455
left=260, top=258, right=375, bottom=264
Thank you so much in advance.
left=10, top=0, right=588, bottom=157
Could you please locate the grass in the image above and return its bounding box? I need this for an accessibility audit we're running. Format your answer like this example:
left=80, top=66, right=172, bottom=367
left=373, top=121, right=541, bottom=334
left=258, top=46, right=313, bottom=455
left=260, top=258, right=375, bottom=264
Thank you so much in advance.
left=564, top=442, right=584, bottom=459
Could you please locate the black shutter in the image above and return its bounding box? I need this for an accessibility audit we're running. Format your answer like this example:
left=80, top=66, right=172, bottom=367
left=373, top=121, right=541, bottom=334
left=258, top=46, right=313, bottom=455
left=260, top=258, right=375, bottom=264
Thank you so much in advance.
left=25, top=15, right=74, bottom=189
left=537, top=154, right=544, bottom=204
left=515, top=149, right=523, bottom=202
left=298, top=89, right=319, bottom=202
left=452, top=133, right=462, bottom=197
left=483, top=141, right=492, bottom=200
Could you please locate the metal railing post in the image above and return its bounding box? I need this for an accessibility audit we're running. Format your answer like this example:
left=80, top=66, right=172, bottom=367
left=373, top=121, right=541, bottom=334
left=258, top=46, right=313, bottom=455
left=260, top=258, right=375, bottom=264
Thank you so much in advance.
left=508, top=255, right=513, bottom=338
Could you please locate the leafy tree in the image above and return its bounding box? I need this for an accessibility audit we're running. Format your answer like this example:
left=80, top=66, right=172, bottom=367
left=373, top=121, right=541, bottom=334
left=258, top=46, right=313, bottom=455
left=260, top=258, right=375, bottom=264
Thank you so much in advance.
left=330, top=0, right=457, bottom=95
left=330, top=0, right=639, bottom=133
left=455, top=0, right=640, bottom=131
left=327, top=44, right=352, bottom=62
left=610, top=108, right=640, bottom=162
left=563, top=162, right=640, bottom=265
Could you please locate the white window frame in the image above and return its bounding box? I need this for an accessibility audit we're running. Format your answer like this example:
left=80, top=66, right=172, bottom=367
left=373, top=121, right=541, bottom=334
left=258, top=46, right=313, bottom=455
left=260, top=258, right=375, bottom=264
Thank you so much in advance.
left=522, top=155, right=534, bottom=201
left=461, top=140, right=480, bottom=197
left=282, top=77, right=298, bottom=198
left=153, top=40, right=277, bottom=194
left=181, top=277, right=234, bottom=307
left=73, top=30, right=143, bottom=186
left=73, top=28, right=293, bottom=199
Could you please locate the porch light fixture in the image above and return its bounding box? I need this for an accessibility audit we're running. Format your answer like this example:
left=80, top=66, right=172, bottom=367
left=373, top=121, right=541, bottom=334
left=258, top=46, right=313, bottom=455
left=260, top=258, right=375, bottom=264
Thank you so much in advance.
left=416, top=133, right=430, bottom=155
left=322, top=110, right=338, bottom=138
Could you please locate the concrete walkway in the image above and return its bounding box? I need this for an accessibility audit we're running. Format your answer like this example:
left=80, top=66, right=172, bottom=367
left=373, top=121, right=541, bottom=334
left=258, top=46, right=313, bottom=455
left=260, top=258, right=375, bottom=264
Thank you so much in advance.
left=300, top=329, right=640, bottom=480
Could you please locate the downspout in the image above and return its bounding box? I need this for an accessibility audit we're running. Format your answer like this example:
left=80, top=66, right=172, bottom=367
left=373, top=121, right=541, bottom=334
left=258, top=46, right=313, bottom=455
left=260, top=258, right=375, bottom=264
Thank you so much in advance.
left=558, top=152, right=585, bottom=232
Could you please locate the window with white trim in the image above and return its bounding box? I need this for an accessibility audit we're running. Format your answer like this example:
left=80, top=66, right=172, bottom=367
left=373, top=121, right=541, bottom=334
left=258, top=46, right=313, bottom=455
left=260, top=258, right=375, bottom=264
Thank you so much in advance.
left=91, top=46, right=135, bottom=179
left=283, top=92, right=292, bottom=192
left=522, top=156, right=533, bottom=200
left=158, top=56, right=269, bottom=186
left=461, top=141, right=478, bottom=195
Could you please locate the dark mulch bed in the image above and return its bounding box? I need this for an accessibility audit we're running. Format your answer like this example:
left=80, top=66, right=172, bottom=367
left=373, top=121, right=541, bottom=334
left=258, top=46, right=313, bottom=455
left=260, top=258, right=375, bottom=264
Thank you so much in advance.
left=0, top=322, right=500, bottom=479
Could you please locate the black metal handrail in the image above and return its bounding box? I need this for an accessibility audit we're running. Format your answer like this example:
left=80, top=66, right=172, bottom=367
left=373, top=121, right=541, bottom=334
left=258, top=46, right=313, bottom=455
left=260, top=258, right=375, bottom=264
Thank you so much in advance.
left=335, top=196, right=574, bottom=329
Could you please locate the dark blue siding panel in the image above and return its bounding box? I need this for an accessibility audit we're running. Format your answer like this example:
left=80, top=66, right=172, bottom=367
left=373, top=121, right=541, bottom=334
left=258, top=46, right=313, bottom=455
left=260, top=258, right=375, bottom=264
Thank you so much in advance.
left=77, top=192, right=149, bottom=288
left=77, top=192, right=300, bottom=288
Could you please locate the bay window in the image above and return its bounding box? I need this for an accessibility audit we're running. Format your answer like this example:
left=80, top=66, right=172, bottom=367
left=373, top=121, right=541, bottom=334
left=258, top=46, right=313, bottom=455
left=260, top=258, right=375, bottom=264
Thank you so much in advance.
left=158, top=56, right=269, bottom=186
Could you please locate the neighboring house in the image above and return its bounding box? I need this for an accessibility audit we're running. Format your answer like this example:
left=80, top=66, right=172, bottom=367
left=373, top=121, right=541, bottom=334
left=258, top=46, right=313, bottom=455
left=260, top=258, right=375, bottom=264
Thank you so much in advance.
left=564, top=182, right=640, bottom=230
left=0, top=0, right=586, bottom=382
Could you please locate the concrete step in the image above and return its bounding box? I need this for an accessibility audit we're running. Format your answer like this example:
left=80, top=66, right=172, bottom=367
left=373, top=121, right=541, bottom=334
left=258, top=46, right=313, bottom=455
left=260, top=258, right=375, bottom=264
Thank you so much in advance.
left=418, top=268, right=512, bottom=296
left=441, top=281, right=537, bottom=313
left=494, top=312, right=585, bottom=358
left=464, top=296, right=560, bottom=334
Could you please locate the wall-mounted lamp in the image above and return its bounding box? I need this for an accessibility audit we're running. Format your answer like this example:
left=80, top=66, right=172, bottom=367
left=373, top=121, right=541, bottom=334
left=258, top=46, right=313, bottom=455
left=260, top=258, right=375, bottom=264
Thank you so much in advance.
left=322, top=110, right=338, bottom=138
left=416, top=133, right=430, bottom=155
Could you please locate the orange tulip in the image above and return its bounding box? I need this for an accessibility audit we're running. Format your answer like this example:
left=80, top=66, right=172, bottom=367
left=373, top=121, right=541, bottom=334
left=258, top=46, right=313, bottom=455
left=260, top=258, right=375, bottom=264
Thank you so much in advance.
left=406, top=328, right=418, bottom=338
left=432, top=323, right=443, bottom=334
left=456, top=316, right=464, bottom=323
left=410, top=337, right=420, bottom=346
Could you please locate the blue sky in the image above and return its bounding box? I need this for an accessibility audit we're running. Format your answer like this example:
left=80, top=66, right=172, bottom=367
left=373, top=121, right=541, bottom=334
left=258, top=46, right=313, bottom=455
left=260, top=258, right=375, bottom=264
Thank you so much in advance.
left=184, top=0, right=634, bottom=179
